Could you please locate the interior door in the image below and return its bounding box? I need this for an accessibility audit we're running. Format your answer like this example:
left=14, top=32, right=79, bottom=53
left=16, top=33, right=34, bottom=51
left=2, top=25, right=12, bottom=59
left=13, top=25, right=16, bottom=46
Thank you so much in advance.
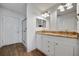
left=0, top=16, right=2, bottom=47
left=4, top=16, right=19, bottom=45
left=22, top=19, right=26, bottom=46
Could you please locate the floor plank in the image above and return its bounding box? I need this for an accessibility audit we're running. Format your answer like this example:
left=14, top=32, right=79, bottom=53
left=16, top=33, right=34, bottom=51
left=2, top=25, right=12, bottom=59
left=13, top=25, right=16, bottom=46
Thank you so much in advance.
left=0, top=43, right=45, bottom=56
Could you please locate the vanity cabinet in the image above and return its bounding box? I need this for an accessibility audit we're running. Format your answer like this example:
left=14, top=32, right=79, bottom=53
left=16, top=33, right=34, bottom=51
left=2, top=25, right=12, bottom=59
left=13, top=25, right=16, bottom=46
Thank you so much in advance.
left=36, top=34, right=43, bottom=51
left=36, top=34, right=78, bottom=56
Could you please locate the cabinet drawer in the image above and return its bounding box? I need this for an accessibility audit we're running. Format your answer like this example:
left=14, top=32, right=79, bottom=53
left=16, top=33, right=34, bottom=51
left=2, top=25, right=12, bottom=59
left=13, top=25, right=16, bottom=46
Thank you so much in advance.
left=54, top=41, right=74, bottom=56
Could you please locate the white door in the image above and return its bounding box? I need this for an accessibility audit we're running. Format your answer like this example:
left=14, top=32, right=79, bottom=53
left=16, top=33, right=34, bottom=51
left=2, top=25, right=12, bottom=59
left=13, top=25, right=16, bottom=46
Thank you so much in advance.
left=0, top=16, right=2, bottom=47
left=22, top=19, right=26, bottom=46
left=3, top=16, right=19, bottom=45
left=55, top=42, right=74, bottom=56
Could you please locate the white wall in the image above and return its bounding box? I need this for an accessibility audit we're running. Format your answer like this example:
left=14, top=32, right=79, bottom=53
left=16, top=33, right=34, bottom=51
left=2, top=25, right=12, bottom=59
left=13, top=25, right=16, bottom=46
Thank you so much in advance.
left=57, top=12, right=77, bottom=32
left=0, top=7, right=25, bottom=18
left=27, top=4, right=41, bottom=52
left=0, top=3, right=26, bottom=17
left=49, top=10, right=57, bottom=31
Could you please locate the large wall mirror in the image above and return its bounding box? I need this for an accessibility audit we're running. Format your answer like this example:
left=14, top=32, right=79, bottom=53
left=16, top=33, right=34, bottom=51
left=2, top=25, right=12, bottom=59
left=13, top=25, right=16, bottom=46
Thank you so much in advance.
left=57, top=3, right=77, bottom=32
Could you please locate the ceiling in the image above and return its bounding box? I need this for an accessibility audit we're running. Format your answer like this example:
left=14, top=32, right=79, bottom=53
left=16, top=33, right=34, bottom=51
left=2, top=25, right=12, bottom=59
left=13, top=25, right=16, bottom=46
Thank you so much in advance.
left=0, top=3, right=26, bottom=16
left=33, top=3, right=57, bottom=12
left=0, top=3, right=59, bottom=16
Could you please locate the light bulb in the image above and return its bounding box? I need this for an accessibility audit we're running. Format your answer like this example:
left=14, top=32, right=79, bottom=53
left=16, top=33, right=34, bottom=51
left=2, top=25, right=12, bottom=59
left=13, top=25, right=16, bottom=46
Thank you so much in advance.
left=67, top=5, right=73, bottom=9
left=42, top=12, right=49, bottom=18
left=64, top=3, right=73, bottom=9
left=58, top=5, right=65, bottom=12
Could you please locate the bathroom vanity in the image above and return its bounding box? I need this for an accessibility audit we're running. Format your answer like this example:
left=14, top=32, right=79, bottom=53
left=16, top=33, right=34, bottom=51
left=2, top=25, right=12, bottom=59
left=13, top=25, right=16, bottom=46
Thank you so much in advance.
left=36, top=31, right=79, bottom=56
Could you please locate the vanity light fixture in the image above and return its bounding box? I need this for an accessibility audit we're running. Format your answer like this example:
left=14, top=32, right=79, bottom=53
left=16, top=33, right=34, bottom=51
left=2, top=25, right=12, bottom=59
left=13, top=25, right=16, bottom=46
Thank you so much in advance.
left=58, top=3, right=73, bottom=12
left=60, top=8, right=65, bottom=12
left=65, top=3, right=73, bottom=9
left=67, top=5, right=73, bottom=9
left=42, top=11, right=49, bottom=18
left=36, top=16, right=44, bottom=20
left=58, top=5, right=65, bottom=12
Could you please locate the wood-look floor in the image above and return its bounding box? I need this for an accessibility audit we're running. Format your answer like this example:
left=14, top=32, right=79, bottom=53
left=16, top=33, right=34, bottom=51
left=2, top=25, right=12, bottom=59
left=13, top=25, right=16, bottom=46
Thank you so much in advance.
left=0, top=43, right=45, bottom=56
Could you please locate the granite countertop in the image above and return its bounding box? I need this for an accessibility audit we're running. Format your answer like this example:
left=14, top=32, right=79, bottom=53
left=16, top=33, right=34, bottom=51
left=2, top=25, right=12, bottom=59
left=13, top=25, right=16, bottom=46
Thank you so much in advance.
left=36, top=31, right=78, bottom=39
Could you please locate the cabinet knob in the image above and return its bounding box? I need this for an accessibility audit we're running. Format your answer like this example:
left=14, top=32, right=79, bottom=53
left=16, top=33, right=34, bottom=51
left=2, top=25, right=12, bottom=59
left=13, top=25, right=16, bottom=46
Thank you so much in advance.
left=48, top=41, right=50, bottom=43
left=55, top=42, right=58, bottom=45
left=48, top=45, right=50, bottom=47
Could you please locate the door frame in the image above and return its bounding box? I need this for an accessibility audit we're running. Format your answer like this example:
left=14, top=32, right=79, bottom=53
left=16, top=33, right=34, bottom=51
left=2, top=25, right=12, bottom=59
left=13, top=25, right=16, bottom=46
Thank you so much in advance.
left=22, top=18, right=27, bottom=46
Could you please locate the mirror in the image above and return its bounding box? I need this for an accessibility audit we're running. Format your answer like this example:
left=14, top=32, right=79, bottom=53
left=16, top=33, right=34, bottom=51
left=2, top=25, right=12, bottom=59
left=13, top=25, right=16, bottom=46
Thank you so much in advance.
left=57, top=3, right=77, bottom=32
left=36, top=19, right=46, bottom=27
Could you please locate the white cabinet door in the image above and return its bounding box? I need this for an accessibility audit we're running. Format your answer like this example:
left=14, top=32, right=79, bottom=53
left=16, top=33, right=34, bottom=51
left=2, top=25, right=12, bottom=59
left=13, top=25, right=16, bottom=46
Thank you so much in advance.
left=49, top=37, right=56, bottom=56
left=42, top=35, right=50, bottom=55
left=42, top=35, right=55, bottom=56
left=36, top=34, right=43, bottom=51
left=55, top=42, right=74, bottom=56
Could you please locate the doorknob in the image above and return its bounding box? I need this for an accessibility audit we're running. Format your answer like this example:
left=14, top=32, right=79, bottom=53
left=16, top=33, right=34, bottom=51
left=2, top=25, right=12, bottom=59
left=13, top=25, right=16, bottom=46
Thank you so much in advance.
left=24, top=31, right=26, bottom=32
